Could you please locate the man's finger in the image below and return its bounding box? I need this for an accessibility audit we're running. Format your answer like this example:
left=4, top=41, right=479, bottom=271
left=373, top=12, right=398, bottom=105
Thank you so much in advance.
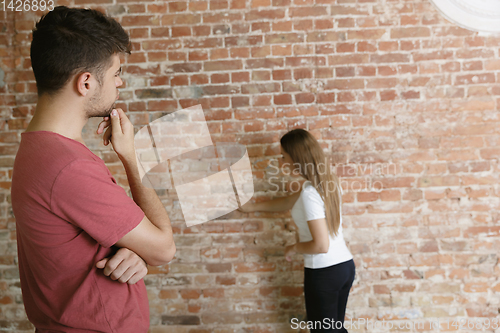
left=109, top=109, right=123, bottom=137
left=127, top=273, right=140, bottom=285
left=103, top=126, right=112, bottom=146
left=96, top=258, right=108, bottom=269
left=114, top=108, right=133, bottom=134
left=109, top=261, right=130, bottom=282
left=97, top=118, right=110, bottom=135
left=127, top=266, right=148, bottom=285
left=117, top=267, right=134, bottom=283
left=103, top=256, right=124, bottom=277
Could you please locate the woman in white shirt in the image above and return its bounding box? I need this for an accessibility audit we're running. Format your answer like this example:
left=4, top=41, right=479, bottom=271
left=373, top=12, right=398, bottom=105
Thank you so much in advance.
left=240, top=129, right=355, bottom=332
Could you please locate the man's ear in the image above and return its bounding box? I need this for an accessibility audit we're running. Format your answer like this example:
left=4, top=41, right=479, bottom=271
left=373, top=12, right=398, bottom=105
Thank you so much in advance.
left=75, top=72, right=94, bottom=97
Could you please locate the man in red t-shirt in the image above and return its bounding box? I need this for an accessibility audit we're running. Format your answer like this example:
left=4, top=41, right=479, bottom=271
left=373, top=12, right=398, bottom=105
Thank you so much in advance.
left=11, top=6, right=176, bottom=332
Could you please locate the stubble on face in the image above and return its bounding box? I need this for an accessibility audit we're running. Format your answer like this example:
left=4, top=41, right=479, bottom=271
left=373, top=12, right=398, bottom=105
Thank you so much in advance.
left=85, top=56, right=121, bottom=119
left=84, top=81, right=116, bottom=119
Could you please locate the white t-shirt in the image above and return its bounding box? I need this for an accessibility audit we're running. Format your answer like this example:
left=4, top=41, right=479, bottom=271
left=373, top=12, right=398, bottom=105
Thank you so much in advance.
left=290, top=181, right=353, bottom=269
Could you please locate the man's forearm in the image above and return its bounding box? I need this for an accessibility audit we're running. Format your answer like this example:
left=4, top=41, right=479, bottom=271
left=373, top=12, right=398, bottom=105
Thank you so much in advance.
left=121, top=156, right=172, bottom=233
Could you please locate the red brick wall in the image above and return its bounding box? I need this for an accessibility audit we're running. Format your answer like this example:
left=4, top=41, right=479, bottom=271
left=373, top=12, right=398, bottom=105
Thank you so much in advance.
left=2, top=0, right=500, bottom=332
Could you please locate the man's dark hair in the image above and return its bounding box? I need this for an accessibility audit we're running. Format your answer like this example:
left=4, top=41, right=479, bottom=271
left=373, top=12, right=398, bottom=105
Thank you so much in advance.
left=30, top=6, right=131, bottom=96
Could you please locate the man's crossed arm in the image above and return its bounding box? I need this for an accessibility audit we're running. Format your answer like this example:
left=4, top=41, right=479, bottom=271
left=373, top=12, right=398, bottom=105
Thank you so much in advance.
left=96, top=247, right=148, bottom=285
left=94, top=108, right=177, bottom=284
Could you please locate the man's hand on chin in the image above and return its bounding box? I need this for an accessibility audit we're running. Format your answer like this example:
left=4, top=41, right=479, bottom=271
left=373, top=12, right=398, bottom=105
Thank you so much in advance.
left=96, top=247, right=148, bottom=285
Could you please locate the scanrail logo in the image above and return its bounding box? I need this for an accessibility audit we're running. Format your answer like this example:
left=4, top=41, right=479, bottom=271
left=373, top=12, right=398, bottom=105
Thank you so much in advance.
left=430, top=0, right=500, bottom=33
left=134, top=105, right=254, bottom=227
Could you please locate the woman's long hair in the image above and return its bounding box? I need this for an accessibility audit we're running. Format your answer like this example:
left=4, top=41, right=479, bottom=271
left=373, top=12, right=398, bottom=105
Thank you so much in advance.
left=280, top=129, right=341, bottom=236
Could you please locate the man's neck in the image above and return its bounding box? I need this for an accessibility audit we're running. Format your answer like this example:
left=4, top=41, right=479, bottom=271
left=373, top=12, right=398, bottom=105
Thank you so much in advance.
left=27, top=93, right=88, bottom=145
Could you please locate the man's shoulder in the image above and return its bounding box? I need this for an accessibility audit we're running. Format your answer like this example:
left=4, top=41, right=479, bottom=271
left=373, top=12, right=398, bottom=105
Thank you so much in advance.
left=13, top=131, right=105, bottom=188
left=19, top=131, right=100, bottom=164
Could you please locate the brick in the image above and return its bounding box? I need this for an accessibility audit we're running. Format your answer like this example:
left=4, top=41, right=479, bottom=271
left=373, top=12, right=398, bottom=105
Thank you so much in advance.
left=272, top=45, right=292, bottom=56
left=159, top=289, right=178, bottom=299
left=329, top=54, right=369, bottom=65
left=456, top=48, right=495, bottom=59
left=252, top=21, right=271, bottom=33
left=246, top=58, right=284, bottom=69
left=204, top=60, right=243, bottom=71
left=142, top=39, right=181, bottom=50
left=289, top=6, right=327, bottom=17
left=366, top=78, right=399, bottom=89
left=190, top=1, right=208, bottom=11
left=170, top=75, right=189, bottom=86
left=317, top=92, right=336, bottom=104
left=135, top=88, right=173, bottom=99
left=378, top=41, right=398, bottom=52
left=232, top=96, right=250, bottom=108
left=348, top=29, right=386, bottom=40
left=391, top=27, right=430, bottom=39
left=380, top=90, right=397, bottom=101
left=295, top=93, right=315, bottom=104
left=252, top=95, right=272, bottom=106
left=370, top=53, right=410, bottom=63
left=201, top=312, right=243, bottom=324
left=167, top=51, right=187, bottom=61
left=272, top=69, right=291, bottom=80
left=189, top=50, right=209, bottom=61
left=162, top=315, right=200, bottom=325
left=285, top=56, right=325, bottom=67
left=193, top=25, right=211, bottom=36
left=265, top=33, right=304, bottom=44
left=246, top=9, right=286, bottom=21
left=203, top=12, right=243, bottom=23
left=273, top=20, right=292, bottom=31
left=251, top=0, right=271, bottom=7
left=315, top=18, right=334, bottom=30
left=235, top=107, right=275, bottom=119
left=243, top=120, right=265, bottom=132
left=274, top=94, right=292, bottom=105
left=232, top=71, right=250, bottom=82
left=121, top=15, right=157, bottom=27
left=241, top=83, right=280, bottom=94
left=357, top=66, right=376, bottom=76
left=331, top=5, right=369, bottom=16
left=338, top=17, right=355, bottom=28
left=251, top=46, right=271, bottom=57
left=225, top=35, right=263, bottom=46
left=211, top=73, right=230, bottom=83
left=184, top=37, right=223, bottom=49
left=293, top=68, right=313, bottom=79
left=169, top=1, right=187, bottom=11
left=293, top=44, right=314, bottom=55
left=171, top=26, right=191, bottom=37
left=434, top=26, right=475, bottom=37
left=234, top=262, right=276, bottom=272
left=210, top=0, right=229, bottom=10
left=378, top=66, right=396, bottom=76
left=455, top=73, right=495, bottom=85
left=325, top=79, right=364, bottom=90
left=230, top=47, right=250, bottom=58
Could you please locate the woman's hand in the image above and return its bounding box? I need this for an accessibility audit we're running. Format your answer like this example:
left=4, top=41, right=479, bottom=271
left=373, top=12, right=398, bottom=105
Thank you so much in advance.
left=285, top=244, right=296, bottom=262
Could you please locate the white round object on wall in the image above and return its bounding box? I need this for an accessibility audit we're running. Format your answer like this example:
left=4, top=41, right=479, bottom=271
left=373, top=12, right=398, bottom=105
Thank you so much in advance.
left=430, top=0, right=500, bottom=33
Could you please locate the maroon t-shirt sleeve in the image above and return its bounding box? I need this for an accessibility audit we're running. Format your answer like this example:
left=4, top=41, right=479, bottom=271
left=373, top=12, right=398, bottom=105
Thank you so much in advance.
left=50, top=159, right=145, bottom=248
